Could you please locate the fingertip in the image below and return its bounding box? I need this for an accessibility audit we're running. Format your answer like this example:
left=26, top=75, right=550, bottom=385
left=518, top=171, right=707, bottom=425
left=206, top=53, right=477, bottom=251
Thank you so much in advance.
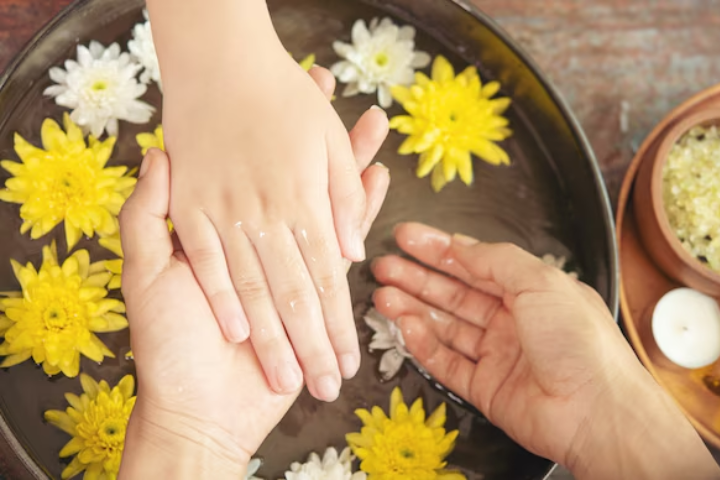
left=338, top=353, right=360, bottom=380
left=370, top=255, right=400, bottom=283
left=307, top=65, right=336, bottom=100
left=310, top=374, right=341, bottom=402
left=275, top=362, right=304, bottom=395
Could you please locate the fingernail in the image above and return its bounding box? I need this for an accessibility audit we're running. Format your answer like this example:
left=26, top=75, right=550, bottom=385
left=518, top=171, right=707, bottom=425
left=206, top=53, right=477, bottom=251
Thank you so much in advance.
left=453, top=233, right=479, bottom=247
left=315, top=375, right=340, bottom=402
left=277, top=363, right=303, bottom=393
left=138, top=152, right=154, bottom=178
left=339, top=354, right=359, bottom=379
left=375, top=162, right=388, bottom=169
left=225, top=314, right=250, bottom=343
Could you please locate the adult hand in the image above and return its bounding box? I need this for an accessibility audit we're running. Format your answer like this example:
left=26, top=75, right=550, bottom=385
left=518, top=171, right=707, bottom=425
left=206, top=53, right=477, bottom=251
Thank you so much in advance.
left=149, top=0, right=374, bottom=402
left=118, top=68, right=390, bottom=479
left=371, top=222, right=719, bottom=480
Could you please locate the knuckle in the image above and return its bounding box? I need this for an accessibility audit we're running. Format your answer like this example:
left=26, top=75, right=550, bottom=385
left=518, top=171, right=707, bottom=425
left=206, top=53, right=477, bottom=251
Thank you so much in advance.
left=315, top=269, right=343, bottom=301
left=235, top=275, right=270, bottom=303
left=185, top=245, right=221, bottom=270
left=277, top=287, right=318, bottom=317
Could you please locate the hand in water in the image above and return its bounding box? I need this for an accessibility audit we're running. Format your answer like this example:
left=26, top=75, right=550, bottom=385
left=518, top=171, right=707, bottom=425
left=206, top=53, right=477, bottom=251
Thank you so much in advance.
left=371, top=223, right=718, bottom=478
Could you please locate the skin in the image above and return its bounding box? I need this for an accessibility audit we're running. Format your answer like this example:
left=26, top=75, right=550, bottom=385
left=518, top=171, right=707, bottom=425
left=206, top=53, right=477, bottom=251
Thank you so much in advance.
left=146, top=0, right=369, bottom=402
left=372, top=223, right=720, bottom=479
left=118, top=68, right=390, bottom=478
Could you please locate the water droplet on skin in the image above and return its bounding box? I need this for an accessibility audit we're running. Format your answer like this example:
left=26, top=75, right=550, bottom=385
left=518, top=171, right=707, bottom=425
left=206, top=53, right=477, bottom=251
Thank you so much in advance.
left=289, top=300, right=297, bottom=312
left=234, top=221, right=243, bottom=229
left=318, top=286, right=325, bottom=294
left=259, top=231, right=266, bottom=239
left=441, top=257, right=455, bottom=267
left=300, top=229, right=309, bottom=245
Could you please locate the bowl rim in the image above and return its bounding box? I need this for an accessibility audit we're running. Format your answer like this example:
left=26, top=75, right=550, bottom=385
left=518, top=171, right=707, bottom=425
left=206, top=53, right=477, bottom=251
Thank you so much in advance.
left=0, top=1, right=618, bottom=479
left=649, top=107, right=720, bottom=285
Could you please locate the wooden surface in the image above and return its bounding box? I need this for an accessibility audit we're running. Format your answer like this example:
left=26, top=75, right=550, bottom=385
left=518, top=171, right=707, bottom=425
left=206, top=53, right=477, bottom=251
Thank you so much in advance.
left=1, top=0, right=720, bottom=479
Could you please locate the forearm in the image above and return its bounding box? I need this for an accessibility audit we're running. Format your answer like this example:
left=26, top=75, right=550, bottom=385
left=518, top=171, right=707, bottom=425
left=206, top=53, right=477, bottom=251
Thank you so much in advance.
left=119, top=400, right=249, bottom=480
left=568, top=372, right=720, bottom=479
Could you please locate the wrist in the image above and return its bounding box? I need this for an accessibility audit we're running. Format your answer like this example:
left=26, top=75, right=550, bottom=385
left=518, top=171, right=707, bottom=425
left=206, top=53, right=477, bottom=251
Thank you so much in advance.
left=146, top=0, right=285, bottom=90
left=119, top=398, right=250, bottom=480
left=567, top=368, right=718, bottom=480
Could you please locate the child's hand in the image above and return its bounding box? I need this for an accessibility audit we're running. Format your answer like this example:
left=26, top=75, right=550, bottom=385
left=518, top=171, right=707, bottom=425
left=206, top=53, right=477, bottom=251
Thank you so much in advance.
left=118, top=113, right=389, bottom=478
left=154, top=7, right=386, bottom=402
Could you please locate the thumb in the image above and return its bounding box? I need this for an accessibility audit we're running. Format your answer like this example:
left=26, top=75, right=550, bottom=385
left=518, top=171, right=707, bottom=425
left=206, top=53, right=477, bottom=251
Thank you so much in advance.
left=119, top=148, right=174, bottom=293
left=327, top=125, right=367, bottom=262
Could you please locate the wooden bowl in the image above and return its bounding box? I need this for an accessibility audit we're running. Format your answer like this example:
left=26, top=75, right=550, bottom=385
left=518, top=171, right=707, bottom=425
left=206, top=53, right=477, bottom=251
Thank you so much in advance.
left=633, top=109, right=720, bottom=296
left=619, top=83, right=720, bottom=449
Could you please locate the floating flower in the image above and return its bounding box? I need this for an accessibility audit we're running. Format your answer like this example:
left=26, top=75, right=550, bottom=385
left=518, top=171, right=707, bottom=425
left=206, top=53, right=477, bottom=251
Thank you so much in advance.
left=390, top=55, right=512, bottom=192
left=540, top=253, right=579, bottom=279
left=331, top=17, right=430, bottom=108
left=285, top=447, right=366, bottom=480
left=346, top=387, right=464, bottom=480
left=45, top=374, right=136, bottom=480
left=364, top=308, right=412, bottom=381
left=136, top=124, right=164, bottom=154
left=0, top=242, right=126, bottom=377
left=128, top=10, right=162, bottom=89
left=245, top=458, right=265, bottom=480
left=44, top=40, right=154, bottom=137
left=0, top=113, right=136, bottom=249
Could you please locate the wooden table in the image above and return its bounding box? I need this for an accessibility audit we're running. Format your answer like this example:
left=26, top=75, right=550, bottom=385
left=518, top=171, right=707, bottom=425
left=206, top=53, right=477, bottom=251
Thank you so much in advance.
left=1, top=0, right=719, bottom=479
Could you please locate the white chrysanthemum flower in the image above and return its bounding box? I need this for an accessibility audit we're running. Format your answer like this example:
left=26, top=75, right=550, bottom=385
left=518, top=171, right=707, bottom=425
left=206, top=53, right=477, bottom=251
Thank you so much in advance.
left=245, top=457, right=264, bottom=480
left=364, top=308, right=412, bottom=380
left=331, top=17, right=431, bottom=108
left=128, top=10, right=162, bottom=89
left=285, top=447, right=366, bottom=480
left=541, top=253, right=579, bottom=279
left=44, top=41, right=154, bottom=137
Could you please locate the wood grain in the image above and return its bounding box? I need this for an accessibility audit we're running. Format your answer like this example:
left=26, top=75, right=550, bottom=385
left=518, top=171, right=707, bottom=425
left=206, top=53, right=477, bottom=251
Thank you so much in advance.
left=1, top=1, right=719, bottom=479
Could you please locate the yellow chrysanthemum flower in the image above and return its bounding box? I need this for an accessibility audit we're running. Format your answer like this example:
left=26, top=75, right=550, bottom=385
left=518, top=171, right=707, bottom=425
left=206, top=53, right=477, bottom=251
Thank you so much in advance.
left=0, top=242, right=127, bottom=377
left=98, top=231, right=124, bottom=290
left=346, top=387, right=465, bottom=480
left=45, top=374, right=136, bottom=480
left=136, top=124, right=164, bottom=155
left=389, top=55, right=512, bottom=192
left=0, top=113, right=136, bottom=250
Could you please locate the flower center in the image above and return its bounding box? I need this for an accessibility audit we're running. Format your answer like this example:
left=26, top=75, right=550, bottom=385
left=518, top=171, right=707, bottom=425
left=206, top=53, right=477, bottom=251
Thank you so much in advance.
left=371, top=422, right=443, bottom=475
left=43, top=306, right=69, bottom=331
left=91, top=80, right=108, bottom=91
left=374, top=52, right=390, bottom=68
left=400, top=447, right=415, bottom=459
left=98, top=418, right=126, bottom=446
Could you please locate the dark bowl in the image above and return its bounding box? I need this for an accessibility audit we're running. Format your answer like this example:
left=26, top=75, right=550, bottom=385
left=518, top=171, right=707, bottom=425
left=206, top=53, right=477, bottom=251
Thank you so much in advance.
left=0, top=0, right=618, bottom=479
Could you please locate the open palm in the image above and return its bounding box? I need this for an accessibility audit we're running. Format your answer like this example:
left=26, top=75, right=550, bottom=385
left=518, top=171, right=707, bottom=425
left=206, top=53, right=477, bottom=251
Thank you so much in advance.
left=371, top=222, right=645, bottom=466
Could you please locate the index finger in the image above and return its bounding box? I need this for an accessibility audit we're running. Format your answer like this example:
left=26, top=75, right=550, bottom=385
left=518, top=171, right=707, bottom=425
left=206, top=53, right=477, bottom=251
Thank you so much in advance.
left=393, top=222, right=568, bottom=297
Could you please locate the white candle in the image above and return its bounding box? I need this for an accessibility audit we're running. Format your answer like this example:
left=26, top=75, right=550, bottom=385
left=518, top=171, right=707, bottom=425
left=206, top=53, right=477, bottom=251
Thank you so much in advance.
left=652, top=288, right=720, bottom=369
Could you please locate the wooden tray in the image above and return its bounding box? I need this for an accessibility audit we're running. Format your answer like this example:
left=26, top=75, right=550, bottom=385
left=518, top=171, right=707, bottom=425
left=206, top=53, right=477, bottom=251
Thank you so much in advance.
left=618, top=83, right=720, bottom=449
